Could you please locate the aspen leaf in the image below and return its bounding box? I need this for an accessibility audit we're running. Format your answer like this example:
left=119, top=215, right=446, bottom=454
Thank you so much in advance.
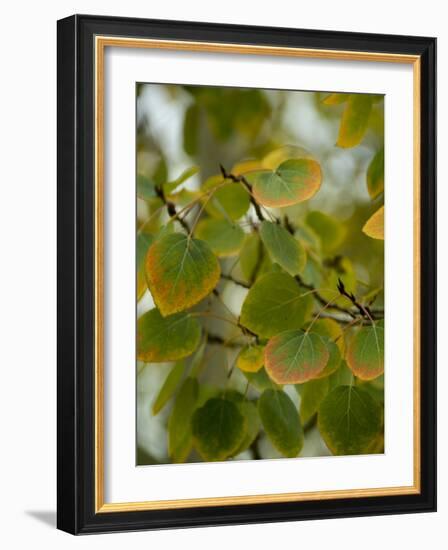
left=195, top=218, right=245, bottom=257
left=260, top=221, right=306, bottom=276
left=152, top=360, right=185, bottom=415
left=318, top=386, right=383, bottom=455
left=337, top=94, right=373, bottom=148
left=346, top=321, right=384, bottom=380
left=363, top=206, right=384, bottom=240
left=163, top=166, right=199, bottom=194
left=243, top=368, right=280, bottom=392
left=298, top=377, right=330, bottom=424
left=168, top=378, right=198, bottom=463
left=265, top=330, right=329, bottom=384
left=309, top=318, right=345, bottom=355
left=137, top=308, right=201, bottom=363
left=248, top=158, right=322, bottom=207
left=202, top=175, right=250, bottom=220
left=307, top=319, right=343, bottom=379
left=236, top=345, right=265, bottom=373
left=240, top=272, right=313, bottom=338
left=367, top=149, right=384, bottom=199
left=329, top=360, right=354, bottom=389
left=192, top=397, right=246, bottom=461
left=227, top=391, right=261, bottom=454
left=145, top=232, right=220, bottom=316
left=262, top=145, right=314, bottom=170
left=258, top=390, right=303, bottom=458
left=240, top=233, right=263, bottom=283
left=306, top=211, right=346, bottom=253
left=232, top=159, right=263, bottom=174
left=136, top=232, right=155, bottom=300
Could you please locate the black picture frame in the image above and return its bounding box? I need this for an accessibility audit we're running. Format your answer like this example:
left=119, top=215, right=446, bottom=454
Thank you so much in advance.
left=57, top=14, right=436, bottom=534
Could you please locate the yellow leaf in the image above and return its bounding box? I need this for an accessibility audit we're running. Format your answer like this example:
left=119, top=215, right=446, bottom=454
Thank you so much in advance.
left=363, top=206, right=384, bottom=240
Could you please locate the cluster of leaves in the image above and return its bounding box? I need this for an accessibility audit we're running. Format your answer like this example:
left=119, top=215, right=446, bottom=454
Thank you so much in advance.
left=137, top=88, right=385, bottom=463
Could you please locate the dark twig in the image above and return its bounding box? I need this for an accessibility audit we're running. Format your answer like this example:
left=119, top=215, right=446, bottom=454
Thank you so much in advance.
left=204, top=332, right=242, bottom=348
left=219, top=164, right=265, bottom=222
left=221, top=273, right=250, bottom=289
left=337, top=278, right=375, bottom=320
left=294, top=274, right=357, bottom=319
left=155, top=184, right=191, bottom=232
left=283, top=215, right=296, bottom=235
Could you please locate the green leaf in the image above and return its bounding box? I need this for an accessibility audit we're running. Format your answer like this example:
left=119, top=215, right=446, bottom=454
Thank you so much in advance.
left=294, top=223, right=321, bottom=253
left=357, top=377, right=385, bottom=405
left=232, top=159, right=263, bottom=173
left=265, top=330, right=329, bottom=384
left=318, top=385, right=383, bottom=455
left=137, top=174, right=156, bottom=200
left=240, top=272, right=313, bottom=338
left=309, top=318, right=345, bottom=354
left=137, top=225, right=175, bottom=299
left=240, top=233, right=263, bottom=284
left=152, top=360, right=185, bottom=415
left=329, top=360, right=354, bottom=389
left=262, top=145, right=314, bottom=170
left=136, top=232, right=155, bottom=300
left=367, top=149, right=384, bottom=199
left=307, top=319, right=343, bottom=379
left=258, top=390, right=303, bottom=458
left=195, top=218, right=245, bottom=257
left=192, top=397, right=246, bottom=461
left=243, top=368, right=280, bottom=392
left=236, top=345, right=264, bottom=373
left=145, top=232, right=220, bottom=316
left=306, top=211, right=346, bottom=253
left=260, top=221, right=306, bottom=276
left=137, top=308, right=201, bottom=362
left=346, top=321, right=384, bottom=380
left=227, top=391, right=261, bottom=454
left=202, top=175, right=250, bottom=221
left=363, top=206, right=384, bottom=240
left=248, top=158, right=322, bottom=207
left=337, top=94, right=373, bottom=148
left=163, top=166, right=199, bottom=194
left=168, top=378, right=198, bottom=463
left=137, top=232, right=155, bottom=272
left=298, top=377, right=330, bottom=424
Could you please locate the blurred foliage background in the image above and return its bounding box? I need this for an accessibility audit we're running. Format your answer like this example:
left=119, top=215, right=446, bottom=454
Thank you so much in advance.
left=136, top=83, right=384, bottom=465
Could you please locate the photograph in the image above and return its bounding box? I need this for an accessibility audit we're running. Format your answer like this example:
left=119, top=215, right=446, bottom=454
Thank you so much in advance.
left=135, top=83, right=385, bottom=465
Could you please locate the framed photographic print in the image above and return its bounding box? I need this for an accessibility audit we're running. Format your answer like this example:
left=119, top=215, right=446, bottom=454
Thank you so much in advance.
left=57, top=15, right=436, bottom=534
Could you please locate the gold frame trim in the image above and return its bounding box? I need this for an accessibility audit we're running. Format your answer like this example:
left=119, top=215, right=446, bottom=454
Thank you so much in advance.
left=94, top=36, right=421, bottom=513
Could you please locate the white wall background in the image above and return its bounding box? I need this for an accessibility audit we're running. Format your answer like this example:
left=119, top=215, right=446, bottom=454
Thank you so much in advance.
left=0, top=1, right=444, bottom=547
